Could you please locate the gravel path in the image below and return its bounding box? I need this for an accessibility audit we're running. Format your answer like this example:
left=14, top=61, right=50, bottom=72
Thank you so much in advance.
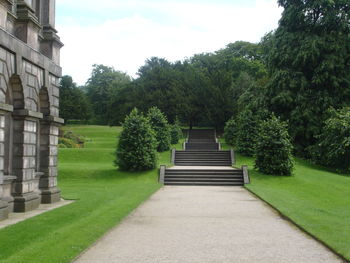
left=74, top=186, right=343, bottom=263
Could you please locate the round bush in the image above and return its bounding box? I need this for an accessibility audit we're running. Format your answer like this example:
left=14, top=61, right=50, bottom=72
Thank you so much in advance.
left=255, top=115, right=294, bottom=176
left=235, top=109, right=260, bottom=156
left=116, top=108, right=157, bottom=171
left=224, top=117, right=236, bottom=146
left=310, top=107, right=350, bottom=171
left=147, top=107, right=171, bottom=152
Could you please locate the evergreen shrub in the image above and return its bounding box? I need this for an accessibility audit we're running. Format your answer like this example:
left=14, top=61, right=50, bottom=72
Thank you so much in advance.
left=116, top=108, right=157, bottom=171
left=147, top=107, right=171, bottom=152
left=255, top=115, right=294, bottom=176
left=170, top=118, right=182, bottom=145
left=224, top=118, right=236, bottom=146
left=235, top=109, right=260, bottom=156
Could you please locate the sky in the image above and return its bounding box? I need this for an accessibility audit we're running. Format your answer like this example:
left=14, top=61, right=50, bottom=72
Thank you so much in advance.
left=56, top=0, right=282, bottom=85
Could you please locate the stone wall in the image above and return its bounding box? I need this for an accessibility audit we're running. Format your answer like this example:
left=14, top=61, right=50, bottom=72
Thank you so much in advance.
left=0, top=0, right=63, bottom=220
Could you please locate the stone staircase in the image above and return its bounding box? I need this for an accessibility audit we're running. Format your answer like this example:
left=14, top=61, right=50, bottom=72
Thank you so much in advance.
left=174, top=150, right=232, bottom=166
left=159, top=129, right=249, bottom=186
left=163, top=168, right=246, bottom=186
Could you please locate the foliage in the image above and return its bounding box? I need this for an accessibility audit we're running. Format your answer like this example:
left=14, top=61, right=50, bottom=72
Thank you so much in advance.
left=58, top=129, right=86, bottom=148
left=60, top=76, right=92, bottom=122
left=235, top=109, right=261, bottom=156
left=88, top=40, right=267, bottom=130
left=58, top=137, right=77, bottom=148
left=170, top=118, right=183, bottom=145
left=147, top=106, right=171, bottom=152
left=255, top=115, right=294, bottom=176
left=264, top=0, right=350, bottom=154
left=224, top=118, right=236, bottom=146
left=310, top=107, right=350, bottom=171
left=85, top=64, right=132, bottom=125
left=116, top=109, right=157, bottom=171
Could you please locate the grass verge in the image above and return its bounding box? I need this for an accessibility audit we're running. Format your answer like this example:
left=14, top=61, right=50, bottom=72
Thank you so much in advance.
left=221, top=141, right=350, bottom=261
left=0, top=125, right=181, bottom=263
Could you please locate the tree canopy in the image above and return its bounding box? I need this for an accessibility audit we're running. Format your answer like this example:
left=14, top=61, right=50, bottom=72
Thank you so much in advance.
left=264, top=0, right=350, bottom=154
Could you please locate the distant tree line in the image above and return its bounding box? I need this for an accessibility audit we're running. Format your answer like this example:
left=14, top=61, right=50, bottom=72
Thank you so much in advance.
left=61, top=0, right=350, bottom=172
left=61, top=40, right=266, bottom=129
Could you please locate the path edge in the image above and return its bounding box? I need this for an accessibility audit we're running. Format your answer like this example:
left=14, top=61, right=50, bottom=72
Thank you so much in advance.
left=244, top=186, right=350, bottom=263
left=71, top=186, right=163, bottom=263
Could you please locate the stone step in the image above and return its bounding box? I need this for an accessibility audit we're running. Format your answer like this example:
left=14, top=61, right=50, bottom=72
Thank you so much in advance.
left=166, top=175, right=243, bottom=179
left=164, top=182, right=244, bottom=186
left=166, top=170, right=242, bottom=175
left=175, top=164, right=232, bottom=167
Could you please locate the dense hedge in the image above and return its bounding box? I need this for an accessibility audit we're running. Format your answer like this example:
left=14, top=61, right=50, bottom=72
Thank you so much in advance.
left=147, top=107, right=171, bottom=152
left=255, top=115, right=294, bottom=176
left=115, top=109, right=157, bottom=171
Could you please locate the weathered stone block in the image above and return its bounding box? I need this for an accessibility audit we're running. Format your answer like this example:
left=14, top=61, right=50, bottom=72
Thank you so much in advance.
left=49, top=156, right=57, bottom=166
left=49, top=135, right=58, bottom=145
left=41, top=188, right=60, bottom=204
left=0, top=129, right=4, bottom=142
left=0, top=142, right=4, bottom=156
left=13, top=193, right=40, bottom=212
left=24, top=120, right=36, bottom=132
left=0, top=116, right=4, bottom=129
left=0, top=200, right=9, bottom=221
left=39, top=176, right=57, bottom=188
left=23, top=132, right=36, bottom=144
left=50, top=125, right=59, bottom=136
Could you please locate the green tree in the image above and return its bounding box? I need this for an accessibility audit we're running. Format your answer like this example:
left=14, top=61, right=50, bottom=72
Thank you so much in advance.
left=147, top=107, right=171, bottom=152
left=264, top=0, right=350, bottom=154
left=115, top=109, right=157, bottom=171
left=234, top=109, right=262, bottom=156
left=86, top=64, right=131, bottom=125
left=60, top=76, right=92, bottom=122
left=310, top=107, right=350, bottom=171
left=255, top=115, right=294, bottom=176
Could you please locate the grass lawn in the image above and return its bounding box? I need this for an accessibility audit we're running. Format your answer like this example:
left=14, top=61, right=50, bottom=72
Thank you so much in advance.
left=221, top=141, right=350, bottom=261
left=0, top=125, right=181, bottom=263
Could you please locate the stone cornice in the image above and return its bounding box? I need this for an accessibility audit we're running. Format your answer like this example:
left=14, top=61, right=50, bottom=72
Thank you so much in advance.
left=16, top=2, right=42, bottom=29
left=43, top=115, right=64, bottom=124
left=0, top=103, right=14, bottom=112
left=13, top=109, right=43, bottom=119
left=0, top=28, right=62, bottom=77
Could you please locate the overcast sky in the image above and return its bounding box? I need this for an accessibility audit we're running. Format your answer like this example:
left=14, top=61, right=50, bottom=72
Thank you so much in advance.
left=56, top=0, right=282, bottom=85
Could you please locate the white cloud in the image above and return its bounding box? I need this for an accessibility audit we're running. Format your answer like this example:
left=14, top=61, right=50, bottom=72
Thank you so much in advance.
left=57, top=0, right=282, bottom=85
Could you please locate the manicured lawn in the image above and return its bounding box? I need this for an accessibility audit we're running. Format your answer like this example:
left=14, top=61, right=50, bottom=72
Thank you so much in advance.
left=222, top=141, right=350, bottom=261
left=0, top=125, right=181, bottom=263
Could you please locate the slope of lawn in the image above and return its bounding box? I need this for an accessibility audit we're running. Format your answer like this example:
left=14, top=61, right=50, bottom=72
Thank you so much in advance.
left=0, top=125, right=181, bottom=263
left=221, top=141, right=350, bottom=261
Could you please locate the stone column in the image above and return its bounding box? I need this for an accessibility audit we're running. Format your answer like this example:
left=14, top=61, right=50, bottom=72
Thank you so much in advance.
left=39, top=116, right=62, bottom=203
left=40, top=0, right=63, bottom=65
left=14, top=0, right=41, bottom=50
left=12, top=109, right=43, bottom=212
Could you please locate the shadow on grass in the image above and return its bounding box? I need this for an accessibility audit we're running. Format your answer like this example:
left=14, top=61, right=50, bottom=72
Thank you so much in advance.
left=295, top=158, right=350, bottom=177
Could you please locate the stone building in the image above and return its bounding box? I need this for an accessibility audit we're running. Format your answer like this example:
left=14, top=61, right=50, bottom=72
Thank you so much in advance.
left=0, top=0, right=63, bottom=220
